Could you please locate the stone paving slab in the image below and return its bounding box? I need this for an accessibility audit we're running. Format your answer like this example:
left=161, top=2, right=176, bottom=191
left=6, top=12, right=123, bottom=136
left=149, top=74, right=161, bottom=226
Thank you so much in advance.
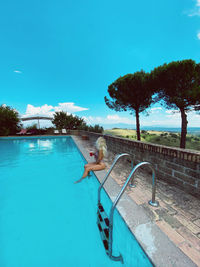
left=72, top=136, right=200, bottom=266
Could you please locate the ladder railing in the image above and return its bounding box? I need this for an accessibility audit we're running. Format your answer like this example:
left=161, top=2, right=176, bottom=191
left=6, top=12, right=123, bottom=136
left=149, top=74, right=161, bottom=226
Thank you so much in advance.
left=130, top=161, right=159, bottom=207
left=97, top=158, right=159, bottom=262
left=98, top=153, right=133, bottom=205
left=108, top=161, right=159, bottom=260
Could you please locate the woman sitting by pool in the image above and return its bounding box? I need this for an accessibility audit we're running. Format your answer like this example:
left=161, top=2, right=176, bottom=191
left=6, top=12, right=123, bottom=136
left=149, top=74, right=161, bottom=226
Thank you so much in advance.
left=75, top=137, right=107, bottom=183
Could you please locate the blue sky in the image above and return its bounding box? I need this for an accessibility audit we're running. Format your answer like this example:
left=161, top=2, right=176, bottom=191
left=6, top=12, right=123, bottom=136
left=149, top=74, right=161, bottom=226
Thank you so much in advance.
left=1, top=0, right=200, bottom=128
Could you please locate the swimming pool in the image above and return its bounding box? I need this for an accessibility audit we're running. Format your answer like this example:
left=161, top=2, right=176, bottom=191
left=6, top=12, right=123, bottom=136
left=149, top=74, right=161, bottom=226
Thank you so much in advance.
left=0, top=136, right=153, bottom=267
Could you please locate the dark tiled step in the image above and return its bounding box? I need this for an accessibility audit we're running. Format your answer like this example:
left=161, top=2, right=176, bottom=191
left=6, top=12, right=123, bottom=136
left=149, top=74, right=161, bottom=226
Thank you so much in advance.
left=104, top=218, right=109, bottom=227
left=98, top=203, right=104, bottom=212
left=98, top=213, right=103, bottom=222
left=104, top=228, right=109, bottom=239
left=103, top=239, right=109, bottom=251
left=98, top=223, right=102, bottom=232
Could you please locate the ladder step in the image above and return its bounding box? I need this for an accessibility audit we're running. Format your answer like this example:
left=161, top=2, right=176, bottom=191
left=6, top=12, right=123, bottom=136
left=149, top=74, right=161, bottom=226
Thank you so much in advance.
left=97, top=203, right=110, bottom=254
left=98, top=223, right=102, bottom=232
left=103, top=240, right=109, bottom=251
left=98, top=203, right=104, bottom=212
left=104, top=228, right=109, bottom=238
left=98, top=213, right=103, bottom=222
left=104, top=218, right=109, bottom=227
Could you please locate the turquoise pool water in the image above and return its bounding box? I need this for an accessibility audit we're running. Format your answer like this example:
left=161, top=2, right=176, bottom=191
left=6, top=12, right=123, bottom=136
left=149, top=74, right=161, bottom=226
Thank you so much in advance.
left=0, top=136, right=153, bottom=267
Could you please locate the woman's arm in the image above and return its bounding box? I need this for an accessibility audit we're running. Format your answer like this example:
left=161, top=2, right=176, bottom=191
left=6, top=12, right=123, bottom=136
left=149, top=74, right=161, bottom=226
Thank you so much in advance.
left=96, top=149, right=104, bottom=164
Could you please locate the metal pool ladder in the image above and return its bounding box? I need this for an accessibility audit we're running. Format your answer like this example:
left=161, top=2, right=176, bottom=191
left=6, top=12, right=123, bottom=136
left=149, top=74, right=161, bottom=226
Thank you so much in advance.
left=97, top=153, right=159, bottom=263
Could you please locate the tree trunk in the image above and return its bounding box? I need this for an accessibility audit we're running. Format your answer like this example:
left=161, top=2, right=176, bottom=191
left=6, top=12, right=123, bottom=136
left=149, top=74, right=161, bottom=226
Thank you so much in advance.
left=180, top=108, right=188, bottom=149
left=135, top=110, right=141, bottom=141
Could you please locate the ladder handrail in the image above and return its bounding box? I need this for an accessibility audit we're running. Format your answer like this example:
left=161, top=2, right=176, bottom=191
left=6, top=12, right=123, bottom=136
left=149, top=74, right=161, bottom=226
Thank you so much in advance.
left=108, top=161, right=159, bottom=259
left=98, top=153, right=133, bottom=205
left=130, top=161, right=158, bottom=205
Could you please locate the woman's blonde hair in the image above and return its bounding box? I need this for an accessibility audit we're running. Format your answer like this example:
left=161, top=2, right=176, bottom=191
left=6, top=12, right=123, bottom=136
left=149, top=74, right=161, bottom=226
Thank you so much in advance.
left=95, top=137, right=107, bottom=156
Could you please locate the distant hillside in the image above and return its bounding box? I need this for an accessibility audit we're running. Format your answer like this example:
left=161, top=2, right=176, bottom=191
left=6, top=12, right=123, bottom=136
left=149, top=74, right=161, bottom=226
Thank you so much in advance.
left=104, top=128, right=200, bottom=151
left=102, top=124, right=200, bottom=135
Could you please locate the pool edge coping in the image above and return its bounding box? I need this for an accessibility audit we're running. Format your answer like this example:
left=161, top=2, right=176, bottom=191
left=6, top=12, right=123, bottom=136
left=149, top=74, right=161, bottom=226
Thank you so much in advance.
left=71, top=135, right=197, bottom=267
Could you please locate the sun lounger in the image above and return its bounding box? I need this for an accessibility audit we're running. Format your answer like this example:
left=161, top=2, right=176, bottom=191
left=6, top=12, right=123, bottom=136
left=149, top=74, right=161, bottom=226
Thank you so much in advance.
left=61, top=129, right=67, bottom=134
left=16, top=129, right=27, bottom=135
left=54, top=130, right=59, bottom=134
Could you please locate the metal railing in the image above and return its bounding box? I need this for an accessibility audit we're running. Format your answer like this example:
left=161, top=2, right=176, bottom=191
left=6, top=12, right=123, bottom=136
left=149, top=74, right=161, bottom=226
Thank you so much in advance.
left=130, top=161, right=159, bottom=207
left=98, top=153, right=133, bottom=205
left=98, top=158, right=159, bottom=262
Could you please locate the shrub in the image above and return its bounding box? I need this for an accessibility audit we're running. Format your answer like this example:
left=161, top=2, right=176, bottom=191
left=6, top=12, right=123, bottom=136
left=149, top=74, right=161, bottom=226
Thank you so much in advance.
left=26, top=124, right=37, bottom=131
left=169, top=133, right=178, bottom=138
left=0, top=105, right=21, bottom=136
left=88, top=124, right=104, bottom=133
left=52, top=112, right=85, bottom=130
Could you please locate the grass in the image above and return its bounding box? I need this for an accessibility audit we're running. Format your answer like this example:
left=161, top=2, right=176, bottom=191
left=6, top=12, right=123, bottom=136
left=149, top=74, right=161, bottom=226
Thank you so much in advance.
left=104, top=128, right=200, bottom=151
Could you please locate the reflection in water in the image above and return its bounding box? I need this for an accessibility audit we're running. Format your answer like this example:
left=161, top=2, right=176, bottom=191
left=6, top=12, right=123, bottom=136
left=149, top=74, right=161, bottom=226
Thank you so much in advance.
left=29, top=143, right=35, bottom=148
left=0, top=137, right=77, bottom=168
left=37, top=140, right=52, bottom=149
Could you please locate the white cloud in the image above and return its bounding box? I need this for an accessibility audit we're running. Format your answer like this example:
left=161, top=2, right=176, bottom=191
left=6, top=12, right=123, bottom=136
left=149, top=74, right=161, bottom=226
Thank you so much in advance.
left=197, top=32, right=200, bottom=39
left=163, top=110, right=200, bottom=126
left=150, top=107, right=162, bottom=114
left=21, top=102, right=89, bottom=119
left=165, top=110, right=179, bottom=114
left=23, top=104, right=54, bottom=117
left=165, top=110, right=180, bottom=120
left=54, top=102, right=88, bottom=113
left=188, top=0, right=200, bottom=16
left=187, top=111, right=200, bottom=126
left=151, top=107, right=162, bottom=111
left=14, top=70, right=22, bottom=74
left=84, top=114, right=134, bottom=125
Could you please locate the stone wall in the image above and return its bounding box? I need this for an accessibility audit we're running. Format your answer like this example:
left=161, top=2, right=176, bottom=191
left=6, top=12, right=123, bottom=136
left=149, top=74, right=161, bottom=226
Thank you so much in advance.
left=70, top=130, right=200, bottom=197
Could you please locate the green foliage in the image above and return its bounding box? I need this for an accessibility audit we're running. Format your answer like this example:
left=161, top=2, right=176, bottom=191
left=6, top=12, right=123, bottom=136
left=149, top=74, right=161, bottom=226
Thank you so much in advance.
left=78, top=122, right=89, bottom=131
left=152, top=60, right=200, bottom=110
left=52, top=112, right=104, bottom=133
left=88, top=124, right=104, bottom=133
left=26, top=124, right=37, bottom=131
left=105, top=71, right=154, bottom=140
left=104, top=128, right=200, bottom=151
left=151, top=59, right=200, bottom=148
left=52, top=111, right=85, bottom=130
left=75, top=122, right=104, bottom=133
left=160, top=133, right=168, bottom=137
left=0, top=105, right=21, bottom=136
left=105, top=71, right=153, bottom=113
left=169, top=133, right=178, bottom=138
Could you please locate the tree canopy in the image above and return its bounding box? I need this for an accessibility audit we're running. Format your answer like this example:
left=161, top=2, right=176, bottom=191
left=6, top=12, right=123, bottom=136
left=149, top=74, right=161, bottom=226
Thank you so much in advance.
left=52, top=111, right=85, bottom=130
left=0, top=105, right=21, bottom=136
left=151, top=59, right=200, bottom=148
left=52, top=111, right=104, bottom=133
left=105, top=71, right=153, bottom=140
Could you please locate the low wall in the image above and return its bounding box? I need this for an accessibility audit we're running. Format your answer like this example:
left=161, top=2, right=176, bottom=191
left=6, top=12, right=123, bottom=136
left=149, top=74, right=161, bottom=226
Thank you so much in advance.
left=70, top=130, right=200, bottom=197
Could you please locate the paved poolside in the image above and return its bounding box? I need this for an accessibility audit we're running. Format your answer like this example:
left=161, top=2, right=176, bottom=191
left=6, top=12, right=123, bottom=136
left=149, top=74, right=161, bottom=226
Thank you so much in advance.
left=73, top=135, right=200, bottom=267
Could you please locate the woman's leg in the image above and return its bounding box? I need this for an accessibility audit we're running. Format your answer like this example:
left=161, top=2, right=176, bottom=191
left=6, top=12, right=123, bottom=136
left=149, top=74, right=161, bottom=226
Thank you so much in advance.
left=74, top=163, right=106, bottom=183
left=84, top=162, right=96, bottom=168
left=87, top=163, right=106, bottom=173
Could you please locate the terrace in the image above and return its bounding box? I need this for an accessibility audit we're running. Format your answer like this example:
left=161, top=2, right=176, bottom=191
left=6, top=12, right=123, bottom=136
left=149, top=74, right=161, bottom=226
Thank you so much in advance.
left=73, top=133, right=200, bottom=266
